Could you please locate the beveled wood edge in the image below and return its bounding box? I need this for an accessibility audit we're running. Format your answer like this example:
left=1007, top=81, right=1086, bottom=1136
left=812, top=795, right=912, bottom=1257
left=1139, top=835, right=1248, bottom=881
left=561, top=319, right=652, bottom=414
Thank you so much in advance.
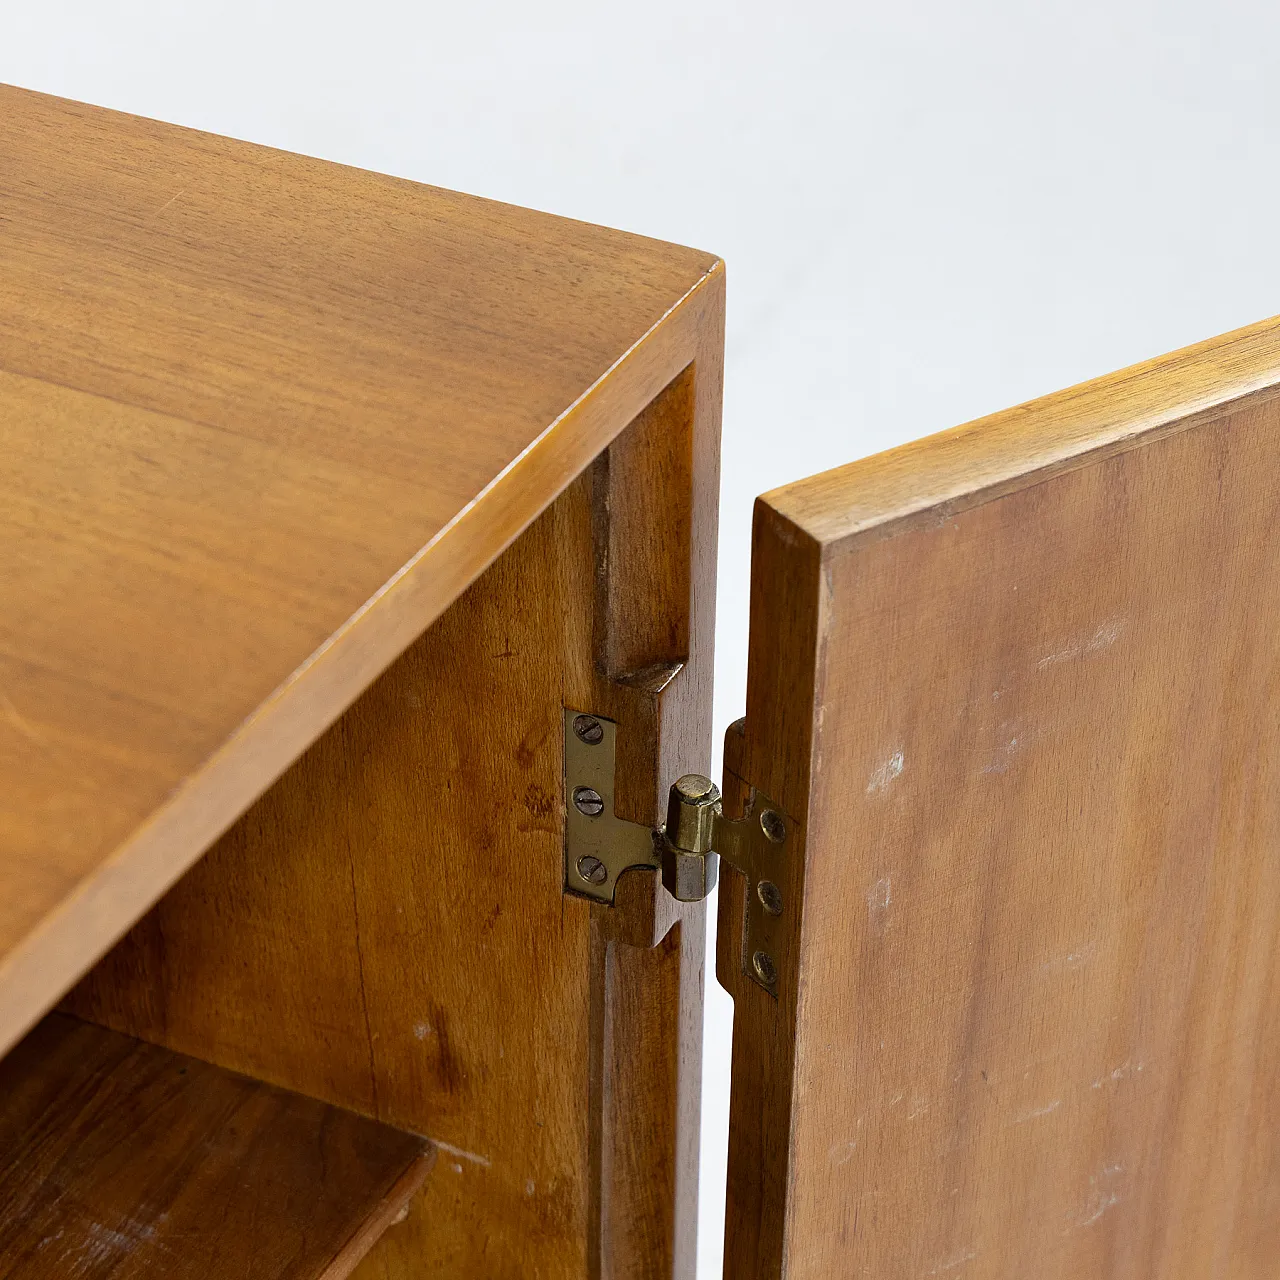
left=0, top=263, right=726, bottom=1061
left=763, top=311, right=1280, bottom=553
left=320, top=1147, right=438, bottom=1280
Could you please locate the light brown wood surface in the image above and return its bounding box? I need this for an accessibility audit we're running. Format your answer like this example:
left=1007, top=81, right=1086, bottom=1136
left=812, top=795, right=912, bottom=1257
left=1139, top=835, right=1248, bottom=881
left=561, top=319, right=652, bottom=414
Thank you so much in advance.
left=68, top=304, right=723, bottom=1278
left=721, top=314, right=1280, bottom=1278
left=0, top=83, right=721, bottom=1057
left=0, top=1013, right=432, bottom=1279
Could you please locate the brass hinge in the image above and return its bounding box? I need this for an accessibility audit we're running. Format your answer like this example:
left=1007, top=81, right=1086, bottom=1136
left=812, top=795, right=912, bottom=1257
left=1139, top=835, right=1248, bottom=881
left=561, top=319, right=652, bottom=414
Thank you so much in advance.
left=563, top=708, right=796, bottom=995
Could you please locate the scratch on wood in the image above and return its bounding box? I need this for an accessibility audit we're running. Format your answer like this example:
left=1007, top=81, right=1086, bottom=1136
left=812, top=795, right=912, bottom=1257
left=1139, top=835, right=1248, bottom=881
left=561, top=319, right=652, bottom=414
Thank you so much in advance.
left=867, top=876, right=893, bottom=924
left=1012, top=1099, right=1062, bottom=1125
left=1064, top=1163, right=1125, bottom=1232
left=1035, top=618, right=1125, bottom=671
left=1041, top=941, right=1097, bottom=972
left=347, top=854, right=380, bottom=1118
left=829, top=1139, right=858, bottom=1167
left=1078, top=1192, right=1121, bottom=1227
left=866, top=750, right=904, bottom=793
left=1091, top=1060, right=1144, bottom=1088
left=928, top=1246, right=978, bottom=1274
left=432, top=1138, right=492, bottom=1168
left=73, top=1219, right=157, bottom=1274
left=980, top=735, right=1022, bottom=775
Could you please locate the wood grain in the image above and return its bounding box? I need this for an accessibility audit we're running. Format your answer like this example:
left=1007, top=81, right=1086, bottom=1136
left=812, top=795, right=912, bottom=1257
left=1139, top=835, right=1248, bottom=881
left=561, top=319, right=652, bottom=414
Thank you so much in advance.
left=68, top=301, right=723, bottom=1279
left=723, top=315, right=1280, bottom=1277
left=0, top=1013, right=433, bottom=1279
left=593, top=364, right=694, bottom=682
left=591, top=874, right=706, bottom=1280
left=717, top=530, right=821, bottom=1279
left=0, top=82, right=721, bottom=1056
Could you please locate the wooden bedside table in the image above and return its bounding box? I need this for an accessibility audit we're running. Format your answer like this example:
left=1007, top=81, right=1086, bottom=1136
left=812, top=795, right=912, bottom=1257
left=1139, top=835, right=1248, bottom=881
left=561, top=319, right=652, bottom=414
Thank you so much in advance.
left=2, top=82, right=1278, bottom=1280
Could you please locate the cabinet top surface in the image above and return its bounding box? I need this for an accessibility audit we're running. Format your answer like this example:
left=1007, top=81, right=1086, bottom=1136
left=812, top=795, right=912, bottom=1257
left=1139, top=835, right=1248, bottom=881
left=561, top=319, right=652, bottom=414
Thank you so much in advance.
left=0, top=83, right=720, bottom=1048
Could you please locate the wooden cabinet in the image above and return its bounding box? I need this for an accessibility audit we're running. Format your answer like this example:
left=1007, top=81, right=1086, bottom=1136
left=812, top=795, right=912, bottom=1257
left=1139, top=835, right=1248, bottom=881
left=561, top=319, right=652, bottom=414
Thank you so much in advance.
left=2, top=83, right=1278, bottom=1279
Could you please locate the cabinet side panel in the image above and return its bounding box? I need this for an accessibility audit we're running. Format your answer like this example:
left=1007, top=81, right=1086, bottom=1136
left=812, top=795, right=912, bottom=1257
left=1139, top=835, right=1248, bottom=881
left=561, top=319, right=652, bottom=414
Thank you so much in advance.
left=781, top=397, right=1280, bottom=1278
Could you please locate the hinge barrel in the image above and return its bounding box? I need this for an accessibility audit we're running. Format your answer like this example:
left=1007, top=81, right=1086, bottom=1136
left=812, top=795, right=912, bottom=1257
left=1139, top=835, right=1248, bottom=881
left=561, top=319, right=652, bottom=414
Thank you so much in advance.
left=661, top=775, right=721, bottom=901
left=660, top=773, right=789, bottom=904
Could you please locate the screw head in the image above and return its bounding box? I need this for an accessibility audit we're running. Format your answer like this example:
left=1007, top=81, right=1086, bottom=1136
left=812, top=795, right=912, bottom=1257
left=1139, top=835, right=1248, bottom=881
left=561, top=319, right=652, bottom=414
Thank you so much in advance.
left=573, top=786, right=605, bottom=817
left=757, top=879, right=784, bottom=916
left=577, top=855, right=608, bottom=885
left=759, top=809, right=786, bottom=844
left=752, top=950, right=778, bottom=986
left=573, top=714, right=604, bottom=745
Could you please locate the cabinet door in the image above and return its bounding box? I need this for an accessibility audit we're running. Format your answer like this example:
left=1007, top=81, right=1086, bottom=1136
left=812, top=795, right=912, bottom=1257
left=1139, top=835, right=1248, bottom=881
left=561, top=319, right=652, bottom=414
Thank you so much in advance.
left=719, top=316, right=1280, bottom=1279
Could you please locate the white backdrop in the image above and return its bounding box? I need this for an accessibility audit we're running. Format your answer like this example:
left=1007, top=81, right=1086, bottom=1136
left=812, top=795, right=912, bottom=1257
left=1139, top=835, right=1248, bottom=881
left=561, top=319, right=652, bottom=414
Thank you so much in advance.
left=7, top=4, right=1280, bottom=1272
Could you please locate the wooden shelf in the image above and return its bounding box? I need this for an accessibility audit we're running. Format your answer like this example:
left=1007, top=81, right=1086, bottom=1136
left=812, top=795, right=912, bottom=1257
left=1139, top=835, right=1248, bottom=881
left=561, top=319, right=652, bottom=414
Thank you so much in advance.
left=0, top=1014, right=433, bottom=1279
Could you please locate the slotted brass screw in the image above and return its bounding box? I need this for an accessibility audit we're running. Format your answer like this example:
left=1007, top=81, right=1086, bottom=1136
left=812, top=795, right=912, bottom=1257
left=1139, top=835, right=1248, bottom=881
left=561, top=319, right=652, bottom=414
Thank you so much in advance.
left=577, top=856, right=608, bottom=885
left=573, top=715, right=604, bottom=745
left=757, top=880, right=783, bottom=916
left=752, top=951, right=778, bottom=985
left=573, top=786, right=604, bottom=817
left=759, top=809, right=786, bottom=844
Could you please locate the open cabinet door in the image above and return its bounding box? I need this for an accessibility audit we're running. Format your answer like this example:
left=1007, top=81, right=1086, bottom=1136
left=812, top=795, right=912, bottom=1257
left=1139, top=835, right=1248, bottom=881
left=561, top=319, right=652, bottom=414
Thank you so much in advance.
left=718, top=316, right=1280, bottom=1279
